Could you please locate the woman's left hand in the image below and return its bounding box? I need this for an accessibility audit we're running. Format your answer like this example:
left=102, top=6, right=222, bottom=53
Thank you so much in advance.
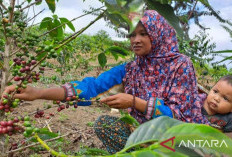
left=100, top=93, right=133, bottom=109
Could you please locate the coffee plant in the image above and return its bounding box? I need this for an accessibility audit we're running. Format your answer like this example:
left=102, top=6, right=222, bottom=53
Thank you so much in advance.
left=0, top=0, right=231, bottom=156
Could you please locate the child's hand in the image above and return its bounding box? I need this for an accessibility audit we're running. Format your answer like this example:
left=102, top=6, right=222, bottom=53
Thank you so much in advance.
left=2, top=85, right=40, bottom=101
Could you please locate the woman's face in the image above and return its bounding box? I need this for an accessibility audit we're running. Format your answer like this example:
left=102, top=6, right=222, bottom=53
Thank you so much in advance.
left=129, top=22, right=152, bottom=56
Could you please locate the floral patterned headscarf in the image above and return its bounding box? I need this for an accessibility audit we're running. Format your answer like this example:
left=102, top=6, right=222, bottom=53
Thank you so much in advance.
left=123, top=10, right=209, bottom=124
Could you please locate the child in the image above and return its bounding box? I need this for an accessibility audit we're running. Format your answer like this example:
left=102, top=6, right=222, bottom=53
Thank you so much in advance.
left=201, top=75, right=232, bottom=132
left=148, top=75, right=232, bottom=132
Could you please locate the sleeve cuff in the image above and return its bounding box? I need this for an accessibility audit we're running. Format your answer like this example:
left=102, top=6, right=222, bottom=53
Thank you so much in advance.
left=61, top=83, right=76, bottom=101
left=145, top=97, right=156, bottom=120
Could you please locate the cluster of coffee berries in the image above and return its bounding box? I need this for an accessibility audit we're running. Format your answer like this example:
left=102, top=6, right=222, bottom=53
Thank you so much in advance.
left=0, top=94, right=20, bottom=112
left=23, top=116, right=39, bottom=137
left=0, top=118, right=22, bottom=136
left=52, top=96, right=84, bottom=112
left=34, top=110, right=45, bottom=118
left=12, top=57, right=41, bottom=83
left=10, top=139, right=27, bottom=151
left=35, top=45, right=58, bottom=59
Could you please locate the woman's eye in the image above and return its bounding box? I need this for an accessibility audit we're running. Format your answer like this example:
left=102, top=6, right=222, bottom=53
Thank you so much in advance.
left=141, top=33, right=148, bottom=36
left=128, top=33, right=135, bottom=38
left=128, top=32, right=148, bottom=38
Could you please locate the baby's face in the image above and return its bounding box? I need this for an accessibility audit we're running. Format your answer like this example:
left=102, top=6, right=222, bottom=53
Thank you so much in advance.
left=204, top=80, right=232, bottom=115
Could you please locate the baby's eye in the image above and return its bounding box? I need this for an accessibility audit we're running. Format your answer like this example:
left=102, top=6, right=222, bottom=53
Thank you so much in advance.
left=213, top=89, right=218, bottom=93
left=223, top=96, right=229, bottom=101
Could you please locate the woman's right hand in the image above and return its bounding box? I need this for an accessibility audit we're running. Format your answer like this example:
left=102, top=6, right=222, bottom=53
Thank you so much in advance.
left=2, top=85, right=41, bottom=101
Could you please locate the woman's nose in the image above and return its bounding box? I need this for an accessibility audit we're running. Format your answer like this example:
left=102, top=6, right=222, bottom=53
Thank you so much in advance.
left=133, top=35, right=141, bottom=43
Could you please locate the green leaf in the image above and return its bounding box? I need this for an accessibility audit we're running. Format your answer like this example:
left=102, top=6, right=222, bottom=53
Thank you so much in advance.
left=36, top=0, right=42, bottom=5
left=105, top=46, right=129, bottom=60
left=98, top=53, right=107, bottom=67
left=119, top=114, right=140, bottom=127
left=104, top=0, right=144, bottom=32
left=40, top=17, right=52, bottom=30
left=27, top=0, right=32, bottom=3
left=36, top=52, right=47, bottom=61
left=125, top=117, right=183, bottom=148
left=215, top=56, right=232, bottom=64
left=52, top=14, right=58, bottom=19
left=59, top=17, right=75, bottom=32
left=77, top=147, right=110, bottom=156
left=30, top=128, right=63, bottom=142
left=45, top=0, right=56, bottom=13
left=198, top=0, right=210, bottom=6
left=145, top=0, right=184, bottom=38
left=54, top=19, right=64, bottom=38
left=130, top=150, right=162, bottom=156
left=212, top=50, right=232, bottom=54
left=47, top=21, right=58, bottom=37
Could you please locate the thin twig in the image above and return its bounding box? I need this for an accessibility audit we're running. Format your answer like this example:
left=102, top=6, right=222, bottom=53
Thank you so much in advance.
left=57, top=11, right=105, bottom=50
left=27, top=8, right=45, bottom=23
left=27, top=105, right=58, bottom=116
left=31, top=5, right=36, bottom=26
left=20, top=0, right=42, bottom=11
left=9, top=62, right=16, bottom=71
left=188, top=0, right=198, bottom=20
left=0, top=2, right=7, bottom=10
left=6, top=131, right=78, bottom=154
left=21, top=0, right=27, bottom=6
left=45, top=120, right=52, bottom=132
left=9, top=48, right=21, bottom=58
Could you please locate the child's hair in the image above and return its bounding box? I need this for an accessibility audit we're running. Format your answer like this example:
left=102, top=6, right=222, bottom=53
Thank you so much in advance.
left=218, top=75, right=232, bottom=86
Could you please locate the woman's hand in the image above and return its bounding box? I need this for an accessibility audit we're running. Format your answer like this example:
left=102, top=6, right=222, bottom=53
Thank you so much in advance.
left=100, top=93, right=133, bottom=109
left=2, top=85, right=40, bottom=101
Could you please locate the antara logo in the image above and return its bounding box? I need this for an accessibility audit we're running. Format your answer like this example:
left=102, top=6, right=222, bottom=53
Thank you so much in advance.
left=160, top=136, right=175, bottom=152
left=160, top=136, right=228, bottom=152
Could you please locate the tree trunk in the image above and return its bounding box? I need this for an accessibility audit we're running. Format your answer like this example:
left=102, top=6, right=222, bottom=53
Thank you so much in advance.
left=0, top=38, right=11, bottom=157
left=0, top=112, right=7, bottom=157
left=0, top=43, right=10, bottom=95
left=0, top=0, right=14, bottom=154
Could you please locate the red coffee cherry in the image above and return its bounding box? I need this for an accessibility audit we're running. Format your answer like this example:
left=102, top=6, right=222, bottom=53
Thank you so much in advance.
left=66, top=97, right=71, bottom=101
left=7, top=120, right=14, bottom=126
left=0, top=121, right=7, bottom=127
left=14, top=76, right=21, bottom=81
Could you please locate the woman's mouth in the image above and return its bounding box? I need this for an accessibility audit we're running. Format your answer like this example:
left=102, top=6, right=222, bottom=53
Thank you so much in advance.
left=133, top=46, right=142, bottom=51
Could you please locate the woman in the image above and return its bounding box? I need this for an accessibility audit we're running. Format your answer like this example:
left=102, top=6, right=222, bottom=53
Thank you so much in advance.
left=2, top=10, right=208, bottom=153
